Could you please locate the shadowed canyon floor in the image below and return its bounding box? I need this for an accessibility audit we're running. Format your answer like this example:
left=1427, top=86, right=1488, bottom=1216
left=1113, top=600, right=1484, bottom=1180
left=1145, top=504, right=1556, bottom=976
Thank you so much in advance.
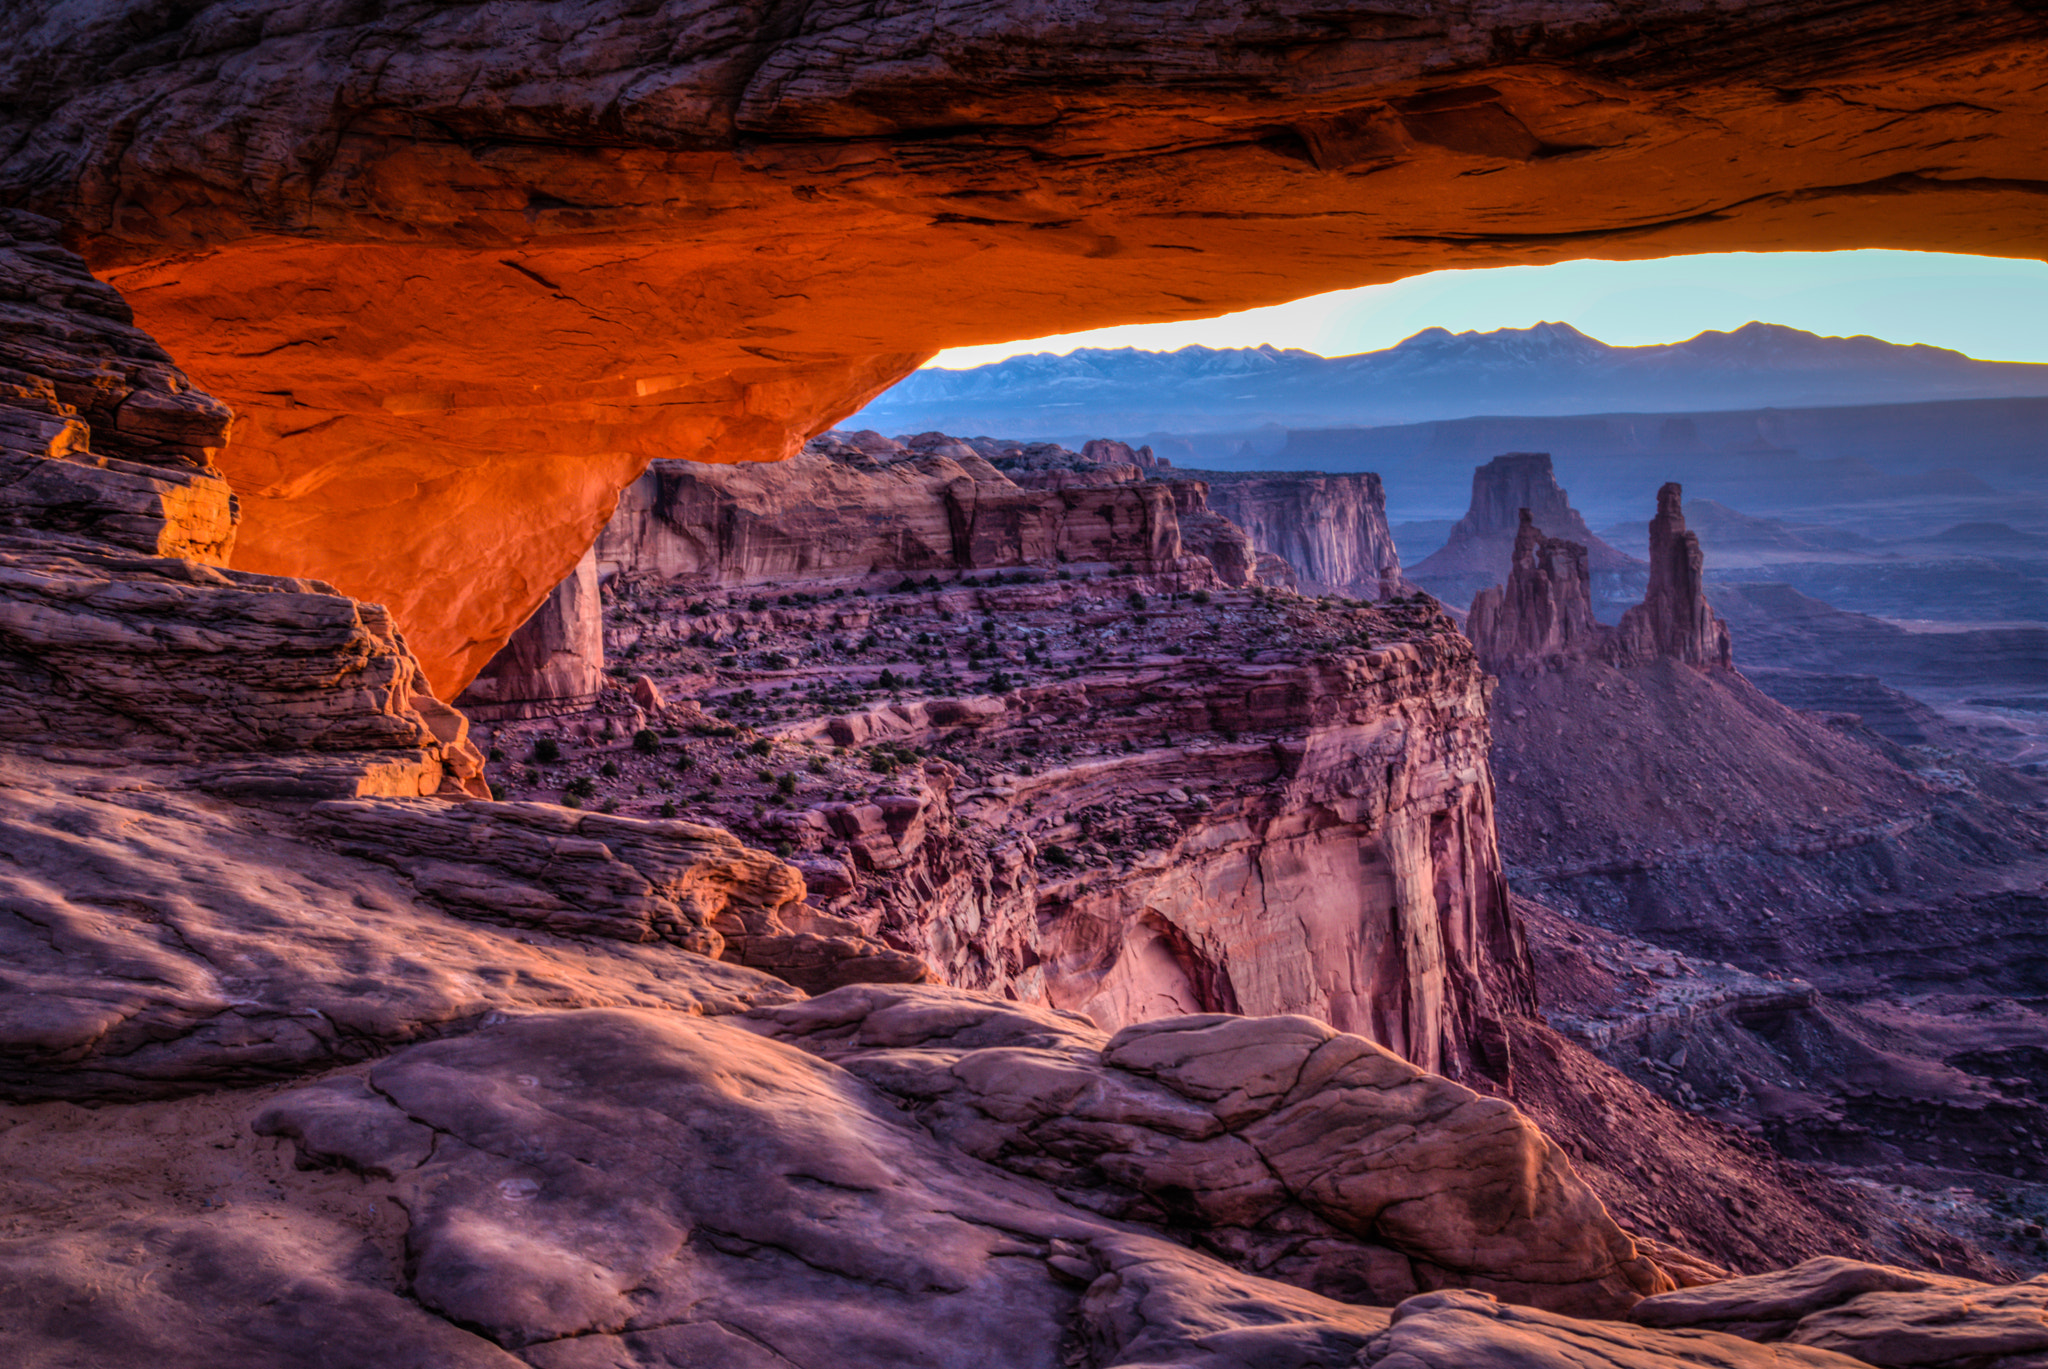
left=1451, top=472, right=2048, bottom=1280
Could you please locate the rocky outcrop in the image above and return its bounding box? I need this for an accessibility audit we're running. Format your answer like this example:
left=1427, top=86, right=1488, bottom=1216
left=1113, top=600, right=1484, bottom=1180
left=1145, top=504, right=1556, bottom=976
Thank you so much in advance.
left=1200, top=470, right=1412, bottom=601
left=0, top=986, right=1711, bottom=1368
left=31, top=181, right=2042, bottom=1369
left=1613, top=484, right=1734, bottom=670
left=1410, top=453, right=1642, bottom=609
left=454, top=547, right=604, bottom=720
left=484, top=555, right=1530, bottom=1080
left=1631, top=1258, right=2048, bottom=1368
left=9, top=3, right=2048, bottom=693
left=0, top=211, right=485, bottom=801
left=1469, top=510, right=1604, bottom=671
left=1464, top=486, right=1731, bottom=677
left=597, top=435, right=1250, bottom=593
left=1479, top=489, right=2048, bottom=1228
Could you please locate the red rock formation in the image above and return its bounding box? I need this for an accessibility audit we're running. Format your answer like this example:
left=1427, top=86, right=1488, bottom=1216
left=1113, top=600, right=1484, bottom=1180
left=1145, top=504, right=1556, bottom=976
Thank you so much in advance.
left=1612, top=483, right=1735, bottom=671
left=1463, top=485, right=1730, bottom=678
left=1468, top=510, right=1604, bottom=672
left=1199, top=471, right=1412, bottom=601
left=454, top=547, right=605, bottom=720
left=10, top=2, right=2048, bottom=690
left=594, top=436, right=1254, bottom=594
left=1410, top=452, right=1641, bottom=608
left=489, top=520, right=1529, bottom=1080
left=0, top=211, right=486, bottom=800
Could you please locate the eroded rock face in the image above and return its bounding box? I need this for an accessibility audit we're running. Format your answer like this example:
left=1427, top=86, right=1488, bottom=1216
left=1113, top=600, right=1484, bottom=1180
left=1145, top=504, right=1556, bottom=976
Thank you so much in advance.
left=1630, top=1257, right=2048, bottom=1368
left=1468, top=510, right=1603, bottom=672
left=1200, top=470, right=1412, bottom=601
left=491, top=508, right=1526, bottom=1078
left=1410, top=453, right=1641, bottom=610
left=9, top=2, right=2048, bottom=689
left=0, top=213, right=485, bottom=800
left=454, top=547, right=605, bottom=721
left=1613, top=483, right=1735, bottom=671
left=1463, top=485, right=1731, bottom=679
left=596, top=435, right=1250, bottom=594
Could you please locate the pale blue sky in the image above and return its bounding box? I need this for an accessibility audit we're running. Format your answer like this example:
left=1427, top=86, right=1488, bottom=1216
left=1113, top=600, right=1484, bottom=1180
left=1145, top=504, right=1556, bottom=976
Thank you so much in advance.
left=926, top=250, right=2048, bottom=369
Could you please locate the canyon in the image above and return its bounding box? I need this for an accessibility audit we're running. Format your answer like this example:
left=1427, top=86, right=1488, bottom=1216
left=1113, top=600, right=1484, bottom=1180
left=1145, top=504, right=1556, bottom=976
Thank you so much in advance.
left=1445, top=460, right=2048, bottom=1278
left=2, top=209, right=1717, bottom=1367
left=478, top=431, right=1516, bottom=1076
left=5, top=2, right=2048, bottom=1364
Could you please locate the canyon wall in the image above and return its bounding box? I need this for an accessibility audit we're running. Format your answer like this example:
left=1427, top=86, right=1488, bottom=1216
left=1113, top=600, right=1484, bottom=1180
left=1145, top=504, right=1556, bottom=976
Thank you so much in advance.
left=595, top=434, right=1246, bottom=594
left=487, top=441, right=1530, bottom=1080
left=9, top=2, right=2048, bottom=690
left=454, top=547, right=605, bottom=720
left=1199, top=470, right=1412, bottom=601
left=0, top=226, right=1737, bottom=1363
left=1466, top=471, right=2048, bottom=1216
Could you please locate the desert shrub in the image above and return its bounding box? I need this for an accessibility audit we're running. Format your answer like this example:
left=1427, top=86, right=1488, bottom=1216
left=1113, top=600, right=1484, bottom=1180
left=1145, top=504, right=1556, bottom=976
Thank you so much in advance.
left=532, top=737, right=561, bottom=763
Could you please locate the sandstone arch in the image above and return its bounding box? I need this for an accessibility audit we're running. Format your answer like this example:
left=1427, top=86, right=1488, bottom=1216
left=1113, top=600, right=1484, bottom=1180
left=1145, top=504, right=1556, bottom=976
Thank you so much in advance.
left=5, top=0, right=2046, bottom=691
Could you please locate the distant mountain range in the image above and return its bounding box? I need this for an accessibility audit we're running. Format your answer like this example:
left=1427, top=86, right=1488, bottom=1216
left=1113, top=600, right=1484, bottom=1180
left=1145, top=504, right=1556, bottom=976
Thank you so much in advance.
left=845, top=322, right=2048, bottom=437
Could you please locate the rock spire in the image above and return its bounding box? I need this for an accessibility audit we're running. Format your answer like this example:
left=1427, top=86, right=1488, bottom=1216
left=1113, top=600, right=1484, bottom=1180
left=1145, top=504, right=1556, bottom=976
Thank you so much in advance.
left=1468, top=509, right=1603, bottom=670
left=1613, top=483, right=1734, bottom=670
left=1466, top=484, right=1731, bottom=675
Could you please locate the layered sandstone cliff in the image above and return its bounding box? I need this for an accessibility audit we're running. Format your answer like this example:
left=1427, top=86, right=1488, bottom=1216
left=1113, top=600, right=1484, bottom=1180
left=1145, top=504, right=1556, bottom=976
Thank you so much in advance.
left=595, top=434, right=1249, bottom=595
left=1468, top=472, right=2048, bottom=1231
left=0, top=220, right=1763, bottom=1366
left=1467, top=486, right=1729, bottom=677
left=1468, top=510, right=1605, bottom=672
left=454, top=547, right=605, bottom=720
left=1199, top=469, right=1413, bottom=600
left=490, top=541, right=1526, bottom=1080
left=0, top=210, right=486, bottom=800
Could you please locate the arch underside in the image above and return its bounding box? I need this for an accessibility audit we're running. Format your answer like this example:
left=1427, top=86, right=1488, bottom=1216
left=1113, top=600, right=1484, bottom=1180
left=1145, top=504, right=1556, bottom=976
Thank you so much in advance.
left=7, top=0, right=2045, bottom=690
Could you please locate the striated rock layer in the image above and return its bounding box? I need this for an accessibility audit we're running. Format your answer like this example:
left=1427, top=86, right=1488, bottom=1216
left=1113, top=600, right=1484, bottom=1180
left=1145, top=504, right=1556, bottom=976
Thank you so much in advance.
left=597, top=433, right=1254, bottom=592
left=1469, top=510, right=1605, bottom=672
left=0, top=211, right=486, bottom=801
left=1468, top=485, right=1730, bottom=678
left=1188, top=469, right=1412, bottom=601
left=1470, top=467, right=2048, bottom=1242
left=11, top=1, right=2048, bottom=689
left=7, top=195, right=2047, bottom=1365
left=454, top=547, right=605, bottom=721
left=490, top=547, right=1525, bottom=1080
